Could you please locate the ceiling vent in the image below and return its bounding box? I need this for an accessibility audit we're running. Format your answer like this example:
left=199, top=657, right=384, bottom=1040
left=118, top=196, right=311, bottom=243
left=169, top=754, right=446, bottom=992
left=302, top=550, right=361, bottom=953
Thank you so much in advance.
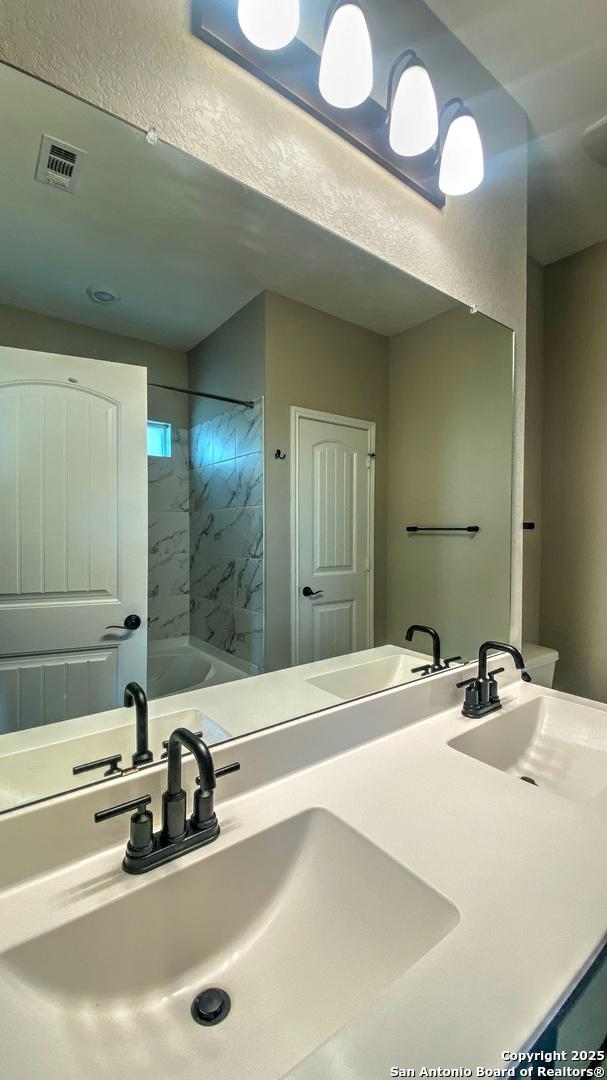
left=35, top=135, right=86, bottom=193
left=582, top=116, right=607, bottom=167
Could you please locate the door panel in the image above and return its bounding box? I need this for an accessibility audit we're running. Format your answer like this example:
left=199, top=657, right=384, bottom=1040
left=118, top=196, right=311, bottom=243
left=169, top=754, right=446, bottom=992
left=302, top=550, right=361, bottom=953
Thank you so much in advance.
left=0, top=649, right=118, bottom=734
left=0, top=347, right=147, bottom=730
left=295, top=410, right=373, bottom=665
left=0, top=384, right=118, bottom=599
left=313, top=442, right=355, bottom=573
left=311, top=600, right=355, bottom=662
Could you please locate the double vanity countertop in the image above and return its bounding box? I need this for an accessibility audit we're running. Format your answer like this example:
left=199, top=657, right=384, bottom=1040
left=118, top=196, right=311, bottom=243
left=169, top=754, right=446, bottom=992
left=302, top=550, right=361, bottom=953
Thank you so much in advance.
left=1, top=666, right=606, bottom=1079
left=0, top=644, right=430, bottom=810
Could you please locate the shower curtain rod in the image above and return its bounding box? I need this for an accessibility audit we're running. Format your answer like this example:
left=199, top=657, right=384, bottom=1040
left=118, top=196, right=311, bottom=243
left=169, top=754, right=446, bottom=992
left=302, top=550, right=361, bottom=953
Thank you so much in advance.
left=149, top=383, right=255, bottom=409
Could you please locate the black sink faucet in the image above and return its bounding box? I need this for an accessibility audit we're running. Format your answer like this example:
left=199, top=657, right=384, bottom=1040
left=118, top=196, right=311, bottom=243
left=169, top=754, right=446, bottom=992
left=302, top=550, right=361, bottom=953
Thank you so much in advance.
left=124, top=682, right=153, bottom=767
left=405, top=624, right=442, bottom=671
left=94, top=728, right=240, bottom=874
left=163, top=728, right=224, bottom=844
left=405, top=624, right=462, bottom=676
left=457, top=641, right=531, bottom=719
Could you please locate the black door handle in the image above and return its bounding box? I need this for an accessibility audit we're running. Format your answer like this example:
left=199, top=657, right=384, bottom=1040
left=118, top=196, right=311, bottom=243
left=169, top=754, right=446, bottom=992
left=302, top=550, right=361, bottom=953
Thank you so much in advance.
left=105, top=614, right=142, bottom=631
left=302, top=587, right=323, bottom=598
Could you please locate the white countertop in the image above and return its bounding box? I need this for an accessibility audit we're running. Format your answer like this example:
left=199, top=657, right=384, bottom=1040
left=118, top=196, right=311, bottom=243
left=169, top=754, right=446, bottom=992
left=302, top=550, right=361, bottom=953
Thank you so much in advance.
left=286, top=680, right=607, bottom=1076
left=0, top=644, right=430, bottom=810
left=0, top=668, right=606, bottom=1078
left=0, top=644, right=428, bottom=758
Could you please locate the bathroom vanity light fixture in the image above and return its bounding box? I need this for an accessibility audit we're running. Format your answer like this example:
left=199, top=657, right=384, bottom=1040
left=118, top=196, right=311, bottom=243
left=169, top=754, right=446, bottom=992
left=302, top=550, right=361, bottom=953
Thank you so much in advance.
left=191, top=1, right=485, bottom=207
left=438, top=98, right=484, bottom=196
left=388, top=50, right=438, bottom=157
left=319, top=3, right=373, bottom=110
left=237, top=0, right=300, bottom=51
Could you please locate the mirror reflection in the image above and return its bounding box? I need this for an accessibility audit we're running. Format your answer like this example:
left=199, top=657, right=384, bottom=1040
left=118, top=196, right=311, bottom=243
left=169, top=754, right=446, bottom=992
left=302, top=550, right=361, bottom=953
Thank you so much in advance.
left=0, top=63, right=514, bottom=812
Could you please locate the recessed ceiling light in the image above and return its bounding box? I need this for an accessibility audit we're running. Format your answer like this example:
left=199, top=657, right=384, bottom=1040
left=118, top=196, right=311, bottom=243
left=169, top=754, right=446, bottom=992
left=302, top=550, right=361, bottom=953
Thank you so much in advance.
left=86, top=286, right=121, bottom=305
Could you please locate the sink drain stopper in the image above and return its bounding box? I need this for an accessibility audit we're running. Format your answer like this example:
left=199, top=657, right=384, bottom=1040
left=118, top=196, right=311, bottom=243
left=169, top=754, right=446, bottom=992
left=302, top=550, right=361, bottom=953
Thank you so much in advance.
left=191, top=987, right=231, bottom=1026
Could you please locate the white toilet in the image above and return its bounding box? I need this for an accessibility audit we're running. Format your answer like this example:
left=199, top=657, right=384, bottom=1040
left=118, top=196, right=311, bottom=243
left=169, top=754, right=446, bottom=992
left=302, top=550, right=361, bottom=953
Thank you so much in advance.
left=522, top=643, right=560, bottom=687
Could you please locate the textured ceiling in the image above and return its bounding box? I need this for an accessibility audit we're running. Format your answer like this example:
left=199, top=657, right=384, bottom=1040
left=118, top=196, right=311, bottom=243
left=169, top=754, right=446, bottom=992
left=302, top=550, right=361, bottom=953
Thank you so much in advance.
left=0, top=62, right=456, bottom=349
left=425, top=0, right=607, bottom=264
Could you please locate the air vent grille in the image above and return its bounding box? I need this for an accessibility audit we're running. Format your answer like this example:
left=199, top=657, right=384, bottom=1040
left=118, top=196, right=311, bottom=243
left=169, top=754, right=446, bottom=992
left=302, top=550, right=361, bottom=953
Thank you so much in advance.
left=35, top=135, right=86, bottom=193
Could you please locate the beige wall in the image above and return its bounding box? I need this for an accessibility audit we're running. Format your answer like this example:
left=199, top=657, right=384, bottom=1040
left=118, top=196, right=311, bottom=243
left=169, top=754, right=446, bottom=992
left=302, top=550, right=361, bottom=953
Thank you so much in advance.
left=386, top=308, right=513, bottom=660
left=0, top=0, right=529, bottom=647
left=188, top=294, right=266, bottom=421
left=0, top=302, right=187, bottom=380
left=541, top=239, right=607, bottom=700
left=264, top=293, right=389, bottom=671
left=0, top=301, right=189, bottom=425
left=522, top=258, right=544, bottom=643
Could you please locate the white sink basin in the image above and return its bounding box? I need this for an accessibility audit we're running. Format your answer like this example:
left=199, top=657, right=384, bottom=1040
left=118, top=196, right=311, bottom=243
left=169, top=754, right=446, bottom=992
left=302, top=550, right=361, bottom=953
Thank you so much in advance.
left=0, top=708, right=229, bottom=810
left=2, top=809, right=458, bottom=1080
left=449, top=695, right=607, bottom=802
left=306, top=651, right=431, bottom=700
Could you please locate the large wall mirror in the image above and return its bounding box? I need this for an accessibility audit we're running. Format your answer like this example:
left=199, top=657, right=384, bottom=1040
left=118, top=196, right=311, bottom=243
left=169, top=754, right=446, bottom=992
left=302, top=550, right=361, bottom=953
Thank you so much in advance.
left=0, top=63, right=514, bottom=813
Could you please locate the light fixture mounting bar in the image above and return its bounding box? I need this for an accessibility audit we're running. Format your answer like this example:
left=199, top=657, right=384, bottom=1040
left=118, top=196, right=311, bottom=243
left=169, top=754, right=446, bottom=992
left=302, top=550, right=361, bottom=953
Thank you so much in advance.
left=190, top=0, right=445, bottom=208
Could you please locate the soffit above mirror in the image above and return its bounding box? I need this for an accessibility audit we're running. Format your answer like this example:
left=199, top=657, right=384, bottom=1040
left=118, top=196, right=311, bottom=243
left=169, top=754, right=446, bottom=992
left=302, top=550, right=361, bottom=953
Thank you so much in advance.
left=0, top=63, right=456, bottom=352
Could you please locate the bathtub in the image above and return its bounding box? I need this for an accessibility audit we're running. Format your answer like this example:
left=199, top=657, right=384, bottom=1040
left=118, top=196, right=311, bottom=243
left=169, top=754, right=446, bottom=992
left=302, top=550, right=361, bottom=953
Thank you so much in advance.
left=147, top=639, right=248, bottom=699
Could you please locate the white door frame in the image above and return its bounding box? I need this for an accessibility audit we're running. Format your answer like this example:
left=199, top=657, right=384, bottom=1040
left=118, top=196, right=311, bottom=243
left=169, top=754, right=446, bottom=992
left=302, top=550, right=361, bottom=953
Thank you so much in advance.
left=290, top=405, right=376, bottom=666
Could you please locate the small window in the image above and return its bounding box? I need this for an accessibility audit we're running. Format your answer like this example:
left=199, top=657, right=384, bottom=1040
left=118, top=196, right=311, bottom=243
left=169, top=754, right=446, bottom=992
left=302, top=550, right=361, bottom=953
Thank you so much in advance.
left=147, top=420, right=172, bottom=458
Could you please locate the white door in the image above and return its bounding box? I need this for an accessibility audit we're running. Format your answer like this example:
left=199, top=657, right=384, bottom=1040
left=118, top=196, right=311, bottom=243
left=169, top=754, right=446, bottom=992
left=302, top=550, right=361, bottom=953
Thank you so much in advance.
left=293, top=408, right=374, bottom=665
left=0, top=347, right=148, bottom=733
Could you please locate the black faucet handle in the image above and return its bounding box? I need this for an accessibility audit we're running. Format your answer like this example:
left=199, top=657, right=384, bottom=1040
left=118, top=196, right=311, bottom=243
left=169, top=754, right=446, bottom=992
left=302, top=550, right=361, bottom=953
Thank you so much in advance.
left=456, top=674, right=478, bottom=689
left=215, top=762, right=241, bottom=780
left=94, top=795, right=152, bottom=822
left=459, top=668, right=504, bottom=691
left=487, top=665, right=531, bottom=683
left=444, top=656, right=463, bottom=667
left=95, top=796, right=154, bottom=860
left=195, top=761, right=241, bottom=785
left=73, top=753, right=123, bottom=777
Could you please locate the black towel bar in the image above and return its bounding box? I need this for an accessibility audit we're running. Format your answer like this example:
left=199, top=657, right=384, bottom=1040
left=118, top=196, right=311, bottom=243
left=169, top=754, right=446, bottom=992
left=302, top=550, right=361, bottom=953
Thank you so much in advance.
left=406, top=525, right=480, bottom=534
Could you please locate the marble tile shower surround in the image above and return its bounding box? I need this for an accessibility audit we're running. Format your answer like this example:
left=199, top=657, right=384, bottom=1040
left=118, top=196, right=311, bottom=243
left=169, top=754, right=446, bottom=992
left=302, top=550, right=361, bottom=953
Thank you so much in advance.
left=189, top=401, right=264, bottom=672
left=148, top=426, right=190, bottom=641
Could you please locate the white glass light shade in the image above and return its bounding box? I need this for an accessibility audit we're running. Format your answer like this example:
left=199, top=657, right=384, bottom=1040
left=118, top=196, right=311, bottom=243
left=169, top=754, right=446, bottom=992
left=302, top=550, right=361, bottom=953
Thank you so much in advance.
left=237, top=0, right=299, bottom=51
left=439, top=111, right=484, bottom=196
left=389, top=62, right=438, bottom=156
left=319, top=4, right=373, bottom=109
